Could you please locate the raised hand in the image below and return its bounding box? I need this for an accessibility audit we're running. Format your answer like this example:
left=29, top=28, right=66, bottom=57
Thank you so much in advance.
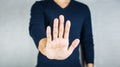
left=42, top=15, right=80, bottom=60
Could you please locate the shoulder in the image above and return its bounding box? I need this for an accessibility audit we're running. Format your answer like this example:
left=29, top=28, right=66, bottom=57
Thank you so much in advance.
left=31, top=0, right=48, bottom=10
left=74, top=1, right=89, bottom=9
left=73, top=1, right=90, bottom=13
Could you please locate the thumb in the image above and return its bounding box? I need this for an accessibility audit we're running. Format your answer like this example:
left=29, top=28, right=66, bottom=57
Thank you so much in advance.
left=68, top=39, right=80, bottom=55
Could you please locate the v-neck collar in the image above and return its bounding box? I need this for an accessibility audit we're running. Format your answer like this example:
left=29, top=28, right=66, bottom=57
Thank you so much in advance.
left=49, top=0, right=73, bottom=10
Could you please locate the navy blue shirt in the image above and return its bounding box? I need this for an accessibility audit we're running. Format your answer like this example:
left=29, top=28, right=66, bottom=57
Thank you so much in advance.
left=29, top=0, right=94, bottom=67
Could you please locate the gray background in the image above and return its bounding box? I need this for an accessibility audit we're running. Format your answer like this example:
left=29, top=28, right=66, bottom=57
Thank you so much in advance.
left=0, top=0, right=120, bottom=67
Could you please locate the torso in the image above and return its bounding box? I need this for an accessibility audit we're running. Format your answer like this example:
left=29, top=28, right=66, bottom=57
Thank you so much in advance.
left=36, top=0, right=89, bottom=67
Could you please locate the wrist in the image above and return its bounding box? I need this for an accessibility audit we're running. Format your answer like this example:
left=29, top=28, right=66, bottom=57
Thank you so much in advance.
left=87, top=63, right=94, bottom=67
left=38, top=38, right=47, bottom=54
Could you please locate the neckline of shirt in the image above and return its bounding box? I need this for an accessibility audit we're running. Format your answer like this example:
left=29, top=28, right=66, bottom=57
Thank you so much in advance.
left=49, top=0, right=74, bottom=11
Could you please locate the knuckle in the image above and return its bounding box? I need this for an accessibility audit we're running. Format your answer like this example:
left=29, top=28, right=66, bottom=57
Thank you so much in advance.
left=65, top=30, right=69, bottom=33
left=54, top=31, right=58, bottom=34
left=59, top=28, right=63, bottom=31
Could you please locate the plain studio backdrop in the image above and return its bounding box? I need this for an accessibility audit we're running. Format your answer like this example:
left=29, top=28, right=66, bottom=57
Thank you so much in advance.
left=0, top=0, right=120, bottom=67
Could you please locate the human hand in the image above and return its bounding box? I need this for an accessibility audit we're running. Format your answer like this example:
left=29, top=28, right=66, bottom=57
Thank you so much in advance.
left=41, top=15, right=80, bottom=60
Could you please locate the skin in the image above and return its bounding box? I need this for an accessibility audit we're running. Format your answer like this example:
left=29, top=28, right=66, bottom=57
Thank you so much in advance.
left=39, top=15, right=80, bottom=60
left=38, top=0, right=94, bottom=67
left=54, top=0, right=71, bottom=9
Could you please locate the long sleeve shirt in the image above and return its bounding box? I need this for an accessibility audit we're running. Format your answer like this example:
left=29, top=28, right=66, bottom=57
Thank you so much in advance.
left=29, top=0, right=94, bottom=67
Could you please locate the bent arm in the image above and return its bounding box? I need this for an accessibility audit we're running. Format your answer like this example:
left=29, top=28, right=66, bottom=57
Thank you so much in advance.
left=80, top=5, right=94, bottom=67
left=29, top=1, right=47, bottom=49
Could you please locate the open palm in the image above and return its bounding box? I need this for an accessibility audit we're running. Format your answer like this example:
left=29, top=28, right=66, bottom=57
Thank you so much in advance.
left=44, top=15, right=80, bottom=60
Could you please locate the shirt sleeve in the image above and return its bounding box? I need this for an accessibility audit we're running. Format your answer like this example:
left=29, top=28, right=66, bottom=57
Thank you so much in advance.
left=29, top=1, right=46, bottom=48
left=80, top=5, right=94, bottom=64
